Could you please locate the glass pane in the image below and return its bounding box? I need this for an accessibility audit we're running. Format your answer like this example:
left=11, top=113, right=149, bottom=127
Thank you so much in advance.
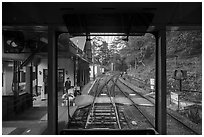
left=58, top=33, right=156, bottom=133
left=2, top=26, right=48, bottom=134
left=166, top=28, right=202, bottom=134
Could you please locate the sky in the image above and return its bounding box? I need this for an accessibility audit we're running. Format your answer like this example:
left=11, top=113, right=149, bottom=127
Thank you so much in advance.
left=100, top=36, right=115, bottom=45
left=70, top=34, right=119, bottom=52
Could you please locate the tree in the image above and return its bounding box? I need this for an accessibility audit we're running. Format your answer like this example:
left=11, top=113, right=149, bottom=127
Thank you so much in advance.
left=166, top=30, right=202, bottom=58
left=117, top=33, right=155, bottom=68
left=91, top=33, right=156, bottom=70
left=91, top=36, right=112, bottom=66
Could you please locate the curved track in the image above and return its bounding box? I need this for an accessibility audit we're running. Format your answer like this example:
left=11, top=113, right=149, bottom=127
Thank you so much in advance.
left=68, top=74, right=154, bottom=130
left=117, top=77, right=199, bottom=135
left=67, top=73, right=199, bottom=134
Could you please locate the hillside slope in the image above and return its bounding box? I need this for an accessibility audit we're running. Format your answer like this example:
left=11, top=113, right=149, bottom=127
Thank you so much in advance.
left=128, top=54, right=202, bottom=103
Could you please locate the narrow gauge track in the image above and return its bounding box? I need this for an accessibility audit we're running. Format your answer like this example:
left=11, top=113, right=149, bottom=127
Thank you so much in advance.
left=111, top=77, right=155, bottom=128
left=117, top=78, right=200, bottom=135
left=68, top=74, right=155, bottom=131
left=85, top=75, right=121, bottom=129
left=68, top=75, right=118, bottom=129
left=67, top=74, right=199, bottom=134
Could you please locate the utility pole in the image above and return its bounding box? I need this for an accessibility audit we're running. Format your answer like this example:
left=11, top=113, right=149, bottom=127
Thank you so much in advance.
left=92, top=42, right=95, bottom=80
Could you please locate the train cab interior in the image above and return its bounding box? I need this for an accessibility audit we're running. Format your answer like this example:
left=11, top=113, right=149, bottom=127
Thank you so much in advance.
left=2, top=2, right=202, bottom=135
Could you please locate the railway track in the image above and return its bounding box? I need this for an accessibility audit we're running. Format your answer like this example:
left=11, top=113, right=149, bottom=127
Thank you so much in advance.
left=85, top=75, right=122, bottom=129
left=111, top=77, right=155, bottom=128
left=117, top=77, right=200, bottom=135
left=67, top=73, right=199, bottom=134
left=68, top=74, right=155, bottom=131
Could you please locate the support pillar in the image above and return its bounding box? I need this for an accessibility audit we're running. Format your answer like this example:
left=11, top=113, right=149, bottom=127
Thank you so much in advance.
left=35, top=65, right=38, bottom=96
left=92, top=41, right=95, bottom=80
left=13, top=61, right=18, bottom=97
left=75, top=56, right=78, bottom=87
left=85, top=35, right=92, bottom=61
left=155, top=27, right=167, bottom=135
left=48, top=26, right=58, bottom=135
left=26, top=66, right=33, bottom=94
left=74, top=59, right=76, bottom=86
left=93, top=64, right=95, bottom=80
left=25, top=66, right=33, bottom=106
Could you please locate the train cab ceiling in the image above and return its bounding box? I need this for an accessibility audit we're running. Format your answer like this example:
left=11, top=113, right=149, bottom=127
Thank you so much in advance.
left=2, top=27, right=86, bottom=62
left=2, top=2, right=202, bottom=60
left=3, top=2, right=202, bottom=35
left=2, top=2, right=202, bottom=59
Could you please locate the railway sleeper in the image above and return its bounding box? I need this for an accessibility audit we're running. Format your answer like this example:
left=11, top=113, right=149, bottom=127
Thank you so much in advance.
left=94, top=109, right=114, bottom=112
left=94, top=105, right=113, bottom=108
left=86, top=124, right=117, bottom=129
left=88, top=121, right=117, bottom=124
left=89, top=119, right=117, bottom=122
left=89, top=117, right=116, bottom=120
left=93, top=113, right=115, bottom=116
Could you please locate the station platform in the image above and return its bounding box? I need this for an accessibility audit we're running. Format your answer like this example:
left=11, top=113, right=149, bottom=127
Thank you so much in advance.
left=2, top=92, right=73, bottom=135
left=2, top=80, right=95, bottom=135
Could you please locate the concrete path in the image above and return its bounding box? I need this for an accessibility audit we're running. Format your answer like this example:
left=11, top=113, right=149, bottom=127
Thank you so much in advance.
left=2, top=92, right=69, bottom=135
left=2, top=80, right=96, bottom=135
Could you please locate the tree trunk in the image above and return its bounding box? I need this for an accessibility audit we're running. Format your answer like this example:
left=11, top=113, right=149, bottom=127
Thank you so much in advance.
left=135, top=58, right=137, bottom=69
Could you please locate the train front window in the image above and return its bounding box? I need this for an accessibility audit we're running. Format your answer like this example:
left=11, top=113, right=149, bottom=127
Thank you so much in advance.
left=61, top=33, right=157, bottom=134
left=166, top=28, right=202, bottom=135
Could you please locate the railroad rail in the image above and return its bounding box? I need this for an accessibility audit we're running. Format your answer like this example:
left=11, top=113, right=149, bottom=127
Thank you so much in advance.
left=111, top=77, right=155, bottom=128
left=118, top=77, right=200, bottom=135
left=66, top=73, right=199, bottom=134
left=68, top=74, right=155, bottom=132
left=85, top=75, right=121, bottom=129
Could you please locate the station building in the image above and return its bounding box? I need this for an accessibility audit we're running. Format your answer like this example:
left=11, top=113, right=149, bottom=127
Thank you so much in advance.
left=2, top=29, right=92, bottom=120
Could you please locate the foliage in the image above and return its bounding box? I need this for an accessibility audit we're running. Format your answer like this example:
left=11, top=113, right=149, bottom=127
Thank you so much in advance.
left=91, top=30, right=201, bottom=78
left=166, top=30, right=202, bottom=58
left=117, top=33, right=155, bottom=68
left=92, top=36, right=111, bottom=66
left=125, top=30, right=202, bottom=103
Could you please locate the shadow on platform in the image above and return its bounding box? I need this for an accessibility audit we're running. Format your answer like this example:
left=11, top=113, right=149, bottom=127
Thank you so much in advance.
left=8, top=107, right=47, bottom=121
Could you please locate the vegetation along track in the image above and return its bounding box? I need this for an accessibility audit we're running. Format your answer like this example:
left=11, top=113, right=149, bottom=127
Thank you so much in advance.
left=117, top=78, right=200, bottom=135
left=68, top=74, right=199, bottom=134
